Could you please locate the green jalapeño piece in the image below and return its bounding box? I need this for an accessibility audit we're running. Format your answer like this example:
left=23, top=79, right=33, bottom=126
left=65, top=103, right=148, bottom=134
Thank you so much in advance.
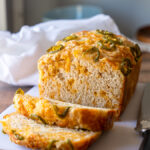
left=67, top=139, right=74, bottom=150
left=98, top=40, right=116, bottom=51
left=120, top=58, right=132, bottom=76
left=2, top=129, right=6, bottom=134
left=30, top=114, right=47, bottom=125
left=96, top=29, right=123, bottom=50
left=11, top=130, right=24, bottom=140
left=53, top=105, right=70, bottom=119
left=14, top=88, right=24, bottom=104
left=96, top=29, right=114, bottom=36
left=14, top=133, right=24, bottom=140
left=130, top=44, right=141, bottom=62
left=84, top=47, right=100, bottom=62
left=63, top=34, right=78, bottom=42
left=15, top=88, right=24, bottom=95
left=47, top=44, right=64, bottom=54
left=47, top=140, right=57, bottom=150
left=102, top=35, right=123, bottom=45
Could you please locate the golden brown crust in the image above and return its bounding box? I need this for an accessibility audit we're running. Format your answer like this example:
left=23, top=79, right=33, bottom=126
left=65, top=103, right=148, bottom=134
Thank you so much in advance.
left=8, top=133, right=99, bottom=150
left=1, top=113, right=101, bottom=150
left=38, top=30, right=141, bottom=118
left=119, top=57, right=142, bottom=114
left=14, top=92, right=117, bottom=131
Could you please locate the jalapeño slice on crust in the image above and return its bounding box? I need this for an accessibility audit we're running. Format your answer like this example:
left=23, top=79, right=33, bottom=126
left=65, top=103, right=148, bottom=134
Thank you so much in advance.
left=30, top=114, right=47, bottom=125
left=130, top=44, right=141, bottom=62
left=120, top=58, right=132, bottom=76
left=47, top=44, right=64, bottom=54
left=84, top=47, right=100, bottom=62
left=53, top=105, right=70, bottom=119
left=63, top=34, right=78, bottom=42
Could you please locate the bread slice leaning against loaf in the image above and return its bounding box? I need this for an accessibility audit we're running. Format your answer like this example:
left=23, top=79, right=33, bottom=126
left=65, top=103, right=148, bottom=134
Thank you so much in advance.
left=13, top=89, right=117, bottom=132
left=0, top=112, right=100, bottom=150
left=38, top=30, right=142, bottom=116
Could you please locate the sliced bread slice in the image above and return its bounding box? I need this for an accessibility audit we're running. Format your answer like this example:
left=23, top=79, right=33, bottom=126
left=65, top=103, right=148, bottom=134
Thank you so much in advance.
left=0, top=112, right=101, bottom=150
left=13, top=89, right=117, bottom=131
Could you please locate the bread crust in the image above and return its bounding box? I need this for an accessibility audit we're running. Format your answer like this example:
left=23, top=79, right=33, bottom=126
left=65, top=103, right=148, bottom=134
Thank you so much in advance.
left=14, top=92, right=117, bottom=131
left=38, top=30, right=141, bottom=116
left=119, top=57, right=142, bottom=114
left=1, top=113, right=101, bottom=150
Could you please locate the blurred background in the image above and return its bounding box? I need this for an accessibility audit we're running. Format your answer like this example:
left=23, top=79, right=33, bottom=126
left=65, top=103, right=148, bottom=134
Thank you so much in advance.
left=0, top=0, right=150, bottom=38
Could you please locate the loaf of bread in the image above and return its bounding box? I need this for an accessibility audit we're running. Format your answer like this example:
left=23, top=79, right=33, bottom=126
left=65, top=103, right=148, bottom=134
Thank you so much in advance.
left=13, top=89, right=117, bottom=131
left=38, top=30, right=142, bottom=116
left=0, top=113, right=100, bottom=150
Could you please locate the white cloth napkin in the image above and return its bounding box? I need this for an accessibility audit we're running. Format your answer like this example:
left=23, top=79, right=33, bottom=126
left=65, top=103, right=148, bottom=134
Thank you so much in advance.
left=0, top=83, right=145, bottom=150
left=0, top=14, right=120, bottom=85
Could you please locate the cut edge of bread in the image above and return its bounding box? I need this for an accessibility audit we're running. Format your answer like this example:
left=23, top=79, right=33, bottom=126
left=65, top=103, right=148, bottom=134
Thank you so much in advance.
left=14, top=90, right=117, bottom=131
left=0, top=112, right=101, bottom=150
